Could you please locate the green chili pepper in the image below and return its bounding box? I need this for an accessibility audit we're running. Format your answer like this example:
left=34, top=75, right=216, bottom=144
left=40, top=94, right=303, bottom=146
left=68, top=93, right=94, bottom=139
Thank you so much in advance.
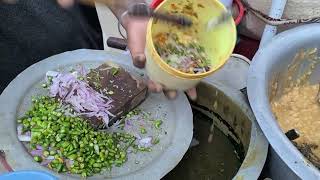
left=21, top=96, right=147, bottom=177
left=111, top=67, right=119, bottom=76
left=140, top=127, right=147, bottom=134
left=154, top=120, right=163, bottom=129
left=152, top=138, right=160, bottom=145
left=33, top=156, right=42, bottom=162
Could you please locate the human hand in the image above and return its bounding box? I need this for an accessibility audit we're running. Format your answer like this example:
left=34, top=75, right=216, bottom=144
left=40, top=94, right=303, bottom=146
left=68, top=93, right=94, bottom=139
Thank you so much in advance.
left=57, top=0, right=197, bottom=100
left=124, top=16, right=197, bottom=100
left=57, top=0, right=74, bottom=8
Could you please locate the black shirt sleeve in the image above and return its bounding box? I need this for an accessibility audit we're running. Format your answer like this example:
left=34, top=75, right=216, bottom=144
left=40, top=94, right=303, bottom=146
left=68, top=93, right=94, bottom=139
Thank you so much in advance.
left=0, top=0, right=103, bottom=92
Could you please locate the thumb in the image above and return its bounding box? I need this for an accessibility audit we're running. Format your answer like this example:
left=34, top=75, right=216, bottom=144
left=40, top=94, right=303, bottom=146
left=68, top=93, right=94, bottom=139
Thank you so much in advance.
left=57, top=0, right=74, bottom=8
left=126, top=19, right=148, bottom=68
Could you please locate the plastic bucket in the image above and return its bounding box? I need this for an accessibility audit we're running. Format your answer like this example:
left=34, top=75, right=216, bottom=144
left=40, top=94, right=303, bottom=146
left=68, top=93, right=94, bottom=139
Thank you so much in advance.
left=145, top=0, right=237, bottom=90
left=0, top=171, right=57, bottom=180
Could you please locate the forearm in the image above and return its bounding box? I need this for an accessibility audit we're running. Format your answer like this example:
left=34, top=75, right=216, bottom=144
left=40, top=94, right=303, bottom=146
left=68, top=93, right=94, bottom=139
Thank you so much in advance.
left=108, top=0, right=146, bottom=29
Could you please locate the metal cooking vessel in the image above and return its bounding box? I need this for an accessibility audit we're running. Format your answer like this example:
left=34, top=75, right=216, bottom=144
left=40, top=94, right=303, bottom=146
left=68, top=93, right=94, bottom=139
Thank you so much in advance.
left=247, top=24, right=320, bottom=179
left=196, top=79, right=268, bottom=180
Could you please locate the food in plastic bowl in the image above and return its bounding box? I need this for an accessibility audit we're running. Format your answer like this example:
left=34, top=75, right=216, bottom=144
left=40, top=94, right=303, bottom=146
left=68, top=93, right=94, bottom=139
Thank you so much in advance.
left=145, top=0, right=236, bottom=90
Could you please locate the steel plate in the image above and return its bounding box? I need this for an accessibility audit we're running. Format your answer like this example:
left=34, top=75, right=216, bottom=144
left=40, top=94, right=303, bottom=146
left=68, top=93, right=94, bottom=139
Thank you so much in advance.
left=0, top=49, right=193, bottom=180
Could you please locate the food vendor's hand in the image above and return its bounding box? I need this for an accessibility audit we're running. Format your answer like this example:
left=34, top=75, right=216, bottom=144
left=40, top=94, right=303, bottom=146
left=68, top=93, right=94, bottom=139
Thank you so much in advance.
left=125, top=17, right=197, bottom=100
left=57, top=0, right=74, bottom=7
left=148, top=80, right=198, bottom=100
left=124, top=17, right=148, bottom=69
left=57, top=0, right=197, bottom=100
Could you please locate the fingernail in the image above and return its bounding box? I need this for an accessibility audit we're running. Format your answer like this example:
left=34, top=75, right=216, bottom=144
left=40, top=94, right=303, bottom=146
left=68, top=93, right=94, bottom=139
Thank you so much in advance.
left=154, top=83, right=163, bottom=93
left=147, top=81, right=157, bottom=92
left=186, top=88, right=197, bottom=101
left=57, top=0, right=74, bottom=8
left=133, top=54, right=146, bottom=68
left=164, top=90, right=177, bottom=100
left=188, top=91, right=197, bottom=101
left=188, top=93, right=197, bottom=101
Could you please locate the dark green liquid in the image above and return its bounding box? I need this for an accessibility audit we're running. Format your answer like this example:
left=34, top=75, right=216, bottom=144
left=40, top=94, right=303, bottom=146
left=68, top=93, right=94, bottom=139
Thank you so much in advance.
left=163, top=110, right=242, bottom=180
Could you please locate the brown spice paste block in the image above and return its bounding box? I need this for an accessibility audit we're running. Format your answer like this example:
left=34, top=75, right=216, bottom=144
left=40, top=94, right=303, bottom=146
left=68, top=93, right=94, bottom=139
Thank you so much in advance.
left=86, top=62, right=148, bottom=129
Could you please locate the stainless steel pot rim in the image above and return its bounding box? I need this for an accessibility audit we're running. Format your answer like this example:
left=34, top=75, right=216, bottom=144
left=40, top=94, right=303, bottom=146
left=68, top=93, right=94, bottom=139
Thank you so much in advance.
left=202, top=80, right=268, bottom=180
left=247, top=24, right=320, bottom=179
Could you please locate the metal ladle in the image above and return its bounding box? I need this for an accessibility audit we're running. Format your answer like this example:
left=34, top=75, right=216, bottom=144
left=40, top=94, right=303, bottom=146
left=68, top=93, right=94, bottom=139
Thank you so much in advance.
left=80, top=0, right=192, bottom=27
left=81, top=0, right=231, bottom=30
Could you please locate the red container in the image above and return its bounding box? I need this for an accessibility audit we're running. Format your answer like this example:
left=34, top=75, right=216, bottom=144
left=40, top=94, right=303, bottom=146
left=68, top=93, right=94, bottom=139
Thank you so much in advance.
left=150, top=0, right=163, bottom=9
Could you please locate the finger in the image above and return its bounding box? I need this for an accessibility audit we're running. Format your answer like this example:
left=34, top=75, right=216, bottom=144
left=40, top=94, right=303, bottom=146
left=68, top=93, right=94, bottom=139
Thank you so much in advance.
left=57, top=0, right=74, bottom=8
left=147, top=80, right=162, bottom=93
left=126, top=19, right=148, bottom=68
left=2, top=0, right=17, bottom=4
left=131, top=54, right=146, bottom=69
left=186, top=88, right=197, bottom=101
left=163, top=90, right=177, bottom=100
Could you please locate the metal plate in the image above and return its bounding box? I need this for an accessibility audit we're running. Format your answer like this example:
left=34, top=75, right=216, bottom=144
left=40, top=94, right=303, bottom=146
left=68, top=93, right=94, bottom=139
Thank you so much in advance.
left=0, top=49, right=193, bottom=180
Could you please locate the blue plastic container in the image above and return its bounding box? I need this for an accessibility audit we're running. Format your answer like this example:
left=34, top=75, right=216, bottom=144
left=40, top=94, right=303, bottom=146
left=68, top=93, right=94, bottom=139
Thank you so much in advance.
left=0, top=171, right=58, bottom=180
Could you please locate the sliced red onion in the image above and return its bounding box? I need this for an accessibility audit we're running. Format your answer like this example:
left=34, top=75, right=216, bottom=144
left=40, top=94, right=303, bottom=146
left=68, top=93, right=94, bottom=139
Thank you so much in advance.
left=65, top=159, right=74, bottom=169
left=25, top=131, right=31, bottom=136
left=36, top=145, right=43, bottom=150
left=123, top=120, right=133, bottom=131
left=40, top=159, right=53, bottom=166
left=134, top=133, right=141, bottom=140
left=48, top=70, right=114, bottom=126
left=17, top=125, right=31, bottom=142
left=64, top=111, right=77, bottom=117
left=17, top=134, right=31, bottom=142
left=125, top=120, right=133, bottom=126
left=77, top=65, right=88, bottom=77
left=46, top=71, right=59, bottom=78
left=46, top=156, right=55, bottom=160
left=49, top=80, right=59, bottom=96
left=30, top=149, right=43, bottom=156
left=138, top=137, right=153, bottom=148
left=17, top=125, right=23, bottom=135
left=109, top=120, right=124, bottom=132
left=80, top=111, right=98, bottom=117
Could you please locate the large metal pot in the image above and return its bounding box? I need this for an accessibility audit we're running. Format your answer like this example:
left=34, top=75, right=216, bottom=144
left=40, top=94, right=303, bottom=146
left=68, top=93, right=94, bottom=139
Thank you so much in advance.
left=247, top=24, right=320, bottom=179
left=195, top=79, right=268, bottom=180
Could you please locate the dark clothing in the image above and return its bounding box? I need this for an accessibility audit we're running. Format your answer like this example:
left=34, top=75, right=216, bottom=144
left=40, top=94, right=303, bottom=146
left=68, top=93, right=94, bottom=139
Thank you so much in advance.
left=0, top=0, right=103, bottom=92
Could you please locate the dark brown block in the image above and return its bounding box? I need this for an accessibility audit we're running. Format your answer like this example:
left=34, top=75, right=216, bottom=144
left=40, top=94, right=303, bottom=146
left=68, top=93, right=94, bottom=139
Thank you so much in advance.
left=86, top=63, right=148, bottom=128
